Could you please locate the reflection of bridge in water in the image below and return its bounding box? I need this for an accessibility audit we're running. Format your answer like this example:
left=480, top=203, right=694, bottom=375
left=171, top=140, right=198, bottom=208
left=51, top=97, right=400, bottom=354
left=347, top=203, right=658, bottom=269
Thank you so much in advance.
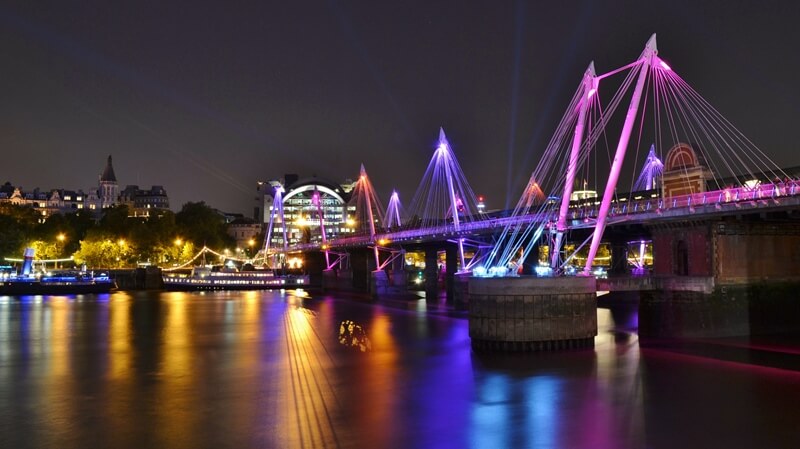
left=255, top=35, right=800, bottom=344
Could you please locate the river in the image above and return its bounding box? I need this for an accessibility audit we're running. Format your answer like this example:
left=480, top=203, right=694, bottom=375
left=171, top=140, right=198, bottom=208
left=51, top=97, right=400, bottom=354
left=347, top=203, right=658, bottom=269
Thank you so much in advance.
left=1, top=290, right=799, bottom=448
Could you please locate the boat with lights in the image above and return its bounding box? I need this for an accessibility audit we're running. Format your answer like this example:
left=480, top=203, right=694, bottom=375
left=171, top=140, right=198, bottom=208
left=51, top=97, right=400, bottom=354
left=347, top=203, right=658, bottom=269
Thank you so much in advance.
left=161, top=246, right=309, bottom=291
left=162, top=266, right=309, bottom=291
left=0, top=248, right=116, bottom=295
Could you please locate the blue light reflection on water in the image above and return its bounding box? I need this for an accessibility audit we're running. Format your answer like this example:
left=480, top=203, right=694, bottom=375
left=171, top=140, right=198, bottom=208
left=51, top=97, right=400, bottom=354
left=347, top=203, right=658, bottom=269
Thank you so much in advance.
left=470, top=373, right=511, bottom=449
left=524, top=375, right=559, bottom=449
left=1, top=292, right=800, bottom=448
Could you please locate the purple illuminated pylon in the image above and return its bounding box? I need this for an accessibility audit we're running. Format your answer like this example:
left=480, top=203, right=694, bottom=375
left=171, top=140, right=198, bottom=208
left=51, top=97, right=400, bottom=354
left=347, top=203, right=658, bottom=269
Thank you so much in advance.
left=633, top=144, right=664, bottom=191
left=551, top=62, right=596, bottom=270
left=260, top=183, right=289, bottom=268
left=407, top=128, right=484, bottom=270
left=584, top=34, right=658, bottom=274
left=384, top=190, right=403, bottom=229
left=348, top=164, right=385, bottom=266
left=407, top=128, right=483, bottom=227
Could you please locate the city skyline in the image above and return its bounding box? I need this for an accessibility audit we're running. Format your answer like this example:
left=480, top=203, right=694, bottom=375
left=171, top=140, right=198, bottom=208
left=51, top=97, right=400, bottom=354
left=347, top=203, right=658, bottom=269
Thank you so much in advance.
left=2, top=1, right=799, bottom=215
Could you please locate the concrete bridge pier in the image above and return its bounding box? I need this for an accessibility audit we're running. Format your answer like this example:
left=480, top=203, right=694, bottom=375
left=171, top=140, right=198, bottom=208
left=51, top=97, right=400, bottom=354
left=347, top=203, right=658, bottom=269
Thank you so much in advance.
left=609, top=240, right=629, bottom=276
left=302, top=251, right=328, bottom=288
left=388, top=253, right=408, bottom=292
left=424, top=247, right=439, bottom=300
left=370, top=269, right=389, bottom=298
left=469, top=276, right=597, bottom=352
left=521, top=242, right=541, bottom=275
left=350, top=249, right=372, bottom=293
left=445, top=245, right=458, bottom=303
left=639, top=217, right=800, bottom=340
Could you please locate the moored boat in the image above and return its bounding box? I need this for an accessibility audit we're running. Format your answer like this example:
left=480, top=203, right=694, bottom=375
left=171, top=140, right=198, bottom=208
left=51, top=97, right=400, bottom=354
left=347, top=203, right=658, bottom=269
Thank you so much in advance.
left=0, top=271, right=116, bottom=295
left=162, top=266, right=309, bottom=291
left=1, top=248, right=116, bottom=295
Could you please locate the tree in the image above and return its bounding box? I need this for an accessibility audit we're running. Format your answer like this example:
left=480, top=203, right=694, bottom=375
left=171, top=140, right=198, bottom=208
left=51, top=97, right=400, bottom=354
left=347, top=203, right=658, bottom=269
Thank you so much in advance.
left=98, top=205, right=136, bottom=236
left=175, top=202, right=234, bottom=250
left=26, top=240, right=61, bottom=261
left=73, top=237, right=136, bottom=268
left=0, top=204, right=39, bottom=258
left=131, top=211, right=178, bottom=264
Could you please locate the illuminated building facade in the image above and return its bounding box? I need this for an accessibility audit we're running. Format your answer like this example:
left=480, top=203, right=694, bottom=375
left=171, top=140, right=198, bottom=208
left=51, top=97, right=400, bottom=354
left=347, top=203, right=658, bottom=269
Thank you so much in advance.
left=256, top=174, right=357, bottom=246
left=226, top=217, right=262, bottom=252
left=119, top=185, right=170, bottom=217
left=0, top=155, right=169, bottom=221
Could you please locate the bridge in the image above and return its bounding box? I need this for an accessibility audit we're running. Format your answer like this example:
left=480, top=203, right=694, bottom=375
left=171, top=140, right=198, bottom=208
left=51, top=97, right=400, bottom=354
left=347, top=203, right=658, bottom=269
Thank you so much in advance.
left=254, top=35, right=800, bottom=340
left=287, top=179, right=800, bottom=251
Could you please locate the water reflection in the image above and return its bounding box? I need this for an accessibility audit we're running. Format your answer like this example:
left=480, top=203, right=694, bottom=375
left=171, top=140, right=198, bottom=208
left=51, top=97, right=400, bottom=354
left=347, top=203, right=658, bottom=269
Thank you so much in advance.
left=0, top=293, right=800, bottom=448
left=338, top=320, right=372, bottom=352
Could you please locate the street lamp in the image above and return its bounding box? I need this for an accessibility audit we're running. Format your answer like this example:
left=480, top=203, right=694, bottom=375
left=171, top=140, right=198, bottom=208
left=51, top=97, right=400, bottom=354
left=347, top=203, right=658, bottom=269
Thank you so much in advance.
left=56, top=233, right=67, bottom=268
left=174, top=238, right=183, bottom=246
left=117, top=239, right=127, bottom=268
left=247, top=238, right=256, bottom=257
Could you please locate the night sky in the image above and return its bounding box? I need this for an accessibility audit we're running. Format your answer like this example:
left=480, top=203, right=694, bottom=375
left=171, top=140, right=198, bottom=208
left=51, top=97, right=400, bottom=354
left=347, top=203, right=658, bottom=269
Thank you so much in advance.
left=2, top=1, right=799, bottom=216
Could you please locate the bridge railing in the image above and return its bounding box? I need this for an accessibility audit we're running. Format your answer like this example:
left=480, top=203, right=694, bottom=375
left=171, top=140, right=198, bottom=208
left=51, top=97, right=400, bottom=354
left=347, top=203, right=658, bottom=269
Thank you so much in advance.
left=569, top=180, right=800, bottom=221
left=285, top=181, right=800, bottom=253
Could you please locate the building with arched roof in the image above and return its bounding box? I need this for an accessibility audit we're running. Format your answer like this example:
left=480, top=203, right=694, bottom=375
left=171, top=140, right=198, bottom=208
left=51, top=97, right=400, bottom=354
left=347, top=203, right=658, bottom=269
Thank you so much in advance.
left=255, top=174, right=358, bottom=246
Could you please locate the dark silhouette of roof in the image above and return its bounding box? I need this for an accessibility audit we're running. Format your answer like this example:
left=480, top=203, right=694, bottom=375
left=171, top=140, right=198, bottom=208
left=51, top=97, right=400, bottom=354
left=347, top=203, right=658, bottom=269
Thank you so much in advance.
left=101, top=155, right=117, bottom=182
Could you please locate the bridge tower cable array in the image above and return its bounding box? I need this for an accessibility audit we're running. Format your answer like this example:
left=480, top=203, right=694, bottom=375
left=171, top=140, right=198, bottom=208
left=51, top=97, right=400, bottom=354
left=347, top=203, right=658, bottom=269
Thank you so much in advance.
left=584, top=34, right=658, bottom=274
left=406, top=128, right=484, bottom=270
left=384, top=190, right=403, bottom=230
left=348, top=164, right=385, bottom=267
left=484, top=33, right=790, bottom=277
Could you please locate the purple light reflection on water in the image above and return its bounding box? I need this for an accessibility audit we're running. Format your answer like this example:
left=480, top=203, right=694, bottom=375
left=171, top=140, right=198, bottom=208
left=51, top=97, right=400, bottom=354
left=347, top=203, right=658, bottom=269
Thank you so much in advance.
left=1, top=292, right=800, bottom=448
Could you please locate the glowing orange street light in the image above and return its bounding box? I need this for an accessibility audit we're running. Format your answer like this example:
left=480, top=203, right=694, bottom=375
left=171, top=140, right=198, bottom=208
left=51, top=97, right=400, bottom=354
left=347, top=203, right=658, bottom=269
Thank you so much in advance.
left=174, top=238, right=183, bottom=246
left=57, top=233, right=66, bottom=243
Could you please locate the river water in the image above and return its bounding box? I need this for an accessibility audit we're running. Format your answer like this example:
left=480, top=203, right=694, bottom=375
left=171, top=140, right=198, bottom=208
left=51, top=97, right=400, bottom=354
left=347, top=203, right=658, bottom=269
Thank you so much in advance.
left=1, top=290, right=799, bottom=448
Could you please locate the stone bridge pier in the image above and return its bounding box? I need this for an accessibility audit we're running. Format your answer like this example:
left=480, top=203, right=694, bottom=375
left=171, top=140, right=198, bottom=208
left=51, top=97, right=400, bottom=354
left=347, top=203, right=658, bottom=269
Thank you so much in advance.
left=635, top=215, right=800, bottom=339
left=310, top=246, right=409, bottom=297
left=421, top=242, right=460, bottom=302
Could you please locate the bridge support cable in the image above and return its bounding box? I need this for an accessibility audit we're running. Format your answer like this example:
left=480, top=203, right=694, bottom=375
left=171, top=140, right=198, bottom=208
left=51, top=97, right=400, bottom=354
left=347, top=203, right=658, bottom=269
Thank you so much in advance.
left=653, top=64, right=789, bottom=188
left=633, top=145, right=664, bottom=191
left=383, top=190, right=404, bottom=230
left=406, top=128, right=485, bottom=271
left=373, top=247, right=405, bottom=272
left=325, top=251, right=349, bottom=271
left=349, top=164, right=385, bottom=268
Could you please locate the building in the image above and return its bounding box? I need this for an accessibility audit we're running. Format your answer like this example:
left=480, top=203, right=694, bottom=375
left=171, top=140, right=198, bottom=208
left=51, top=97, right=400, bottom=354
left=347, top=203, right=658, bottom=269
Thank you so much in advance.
left=0, top=155, right=169, bottom=221
left=226, top=216, right=263, bottom=253
left=256, top=174, right=357, bottom=246
left=99, top=155, right=119, bottom=209
left=119, top=185, right=170, bottom=217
